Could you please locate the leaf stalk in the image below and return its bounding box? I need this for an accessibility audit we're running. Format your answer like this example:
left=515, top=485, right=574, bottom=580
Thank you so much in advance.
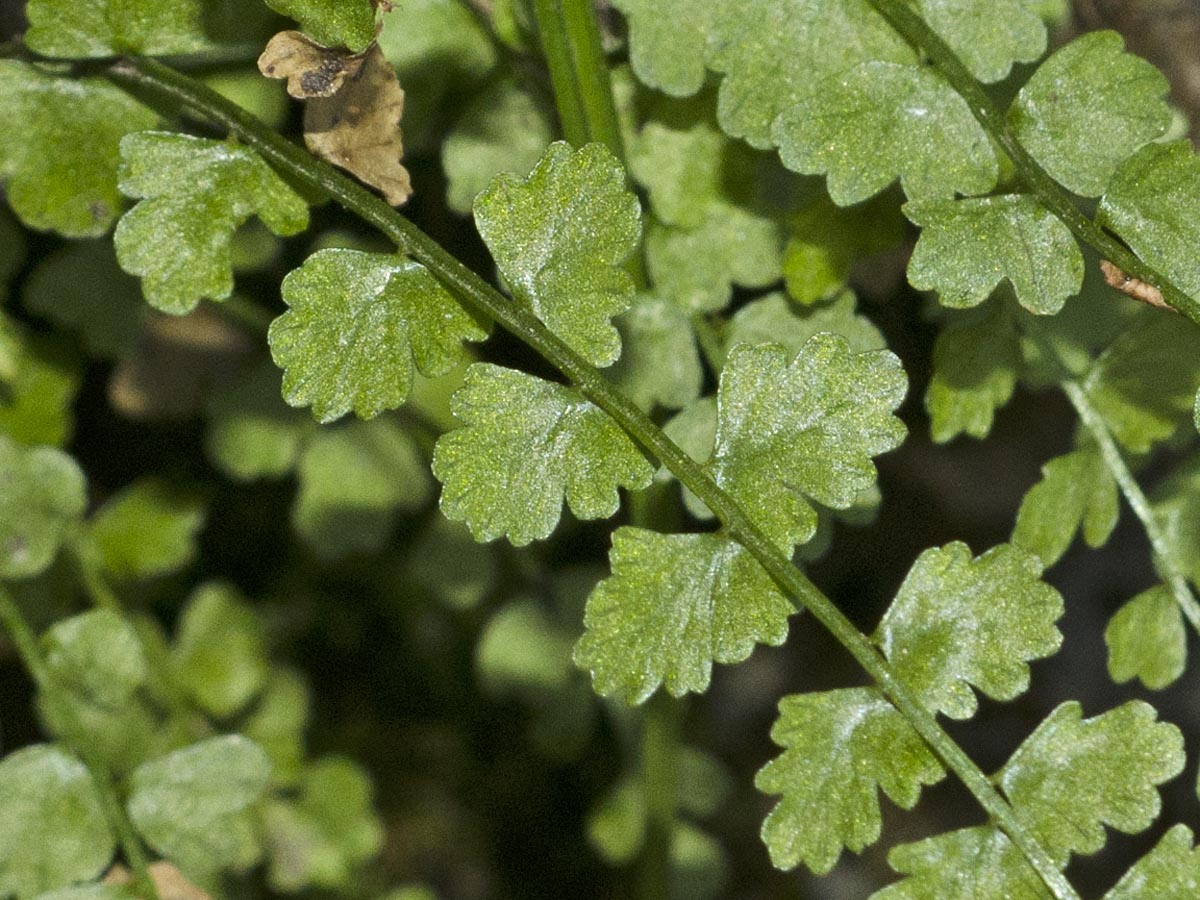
left=1063, top=381, right=1200, bottom=634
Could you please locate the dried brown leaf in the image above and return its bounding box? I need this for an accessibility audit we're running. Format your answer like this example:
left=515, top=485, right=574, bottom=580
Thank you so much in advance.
left=258, top=30, right=368, bottom=99
left=1099, top=258, right=1173, bottom=312
left=302, top=43, right=413, bottom=205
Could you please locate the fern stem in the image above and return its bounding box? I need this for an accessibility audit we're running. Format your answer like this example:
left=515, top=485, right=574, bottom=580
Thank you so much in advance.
left=105, top=57, right=1081, bottom=900
left=639, top=693, right=680, bottom=898
left=0, top=584, right=51, bottom=687
left=68, top=537, right=122, bottom=611
left=1062, top=381, right=1200, bottom=633
left=865, top=0, right=1200, bottom=327
left=0, top=585, right=163, bottom=900
left=92, top=766, right=163, bottom=900
left=531, top=0, right=625, bottom=159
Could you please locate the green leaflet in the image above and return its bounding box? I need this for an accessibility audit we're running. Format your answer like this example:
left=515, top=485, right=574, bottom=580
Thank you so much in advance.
left=115, top=132, right=309, bottom=314
left=877, top=701, right=1185, bottom=895
left=588, top=777, right=645, bottom=863
left=783, top=193, right=904, bottom=305
left=914, top=0, right=1045, bottom=83
left=0, top=436, right=86, bottom=580
left=645, top=207, right=784, bottom=313
left=86, top=478, right=205, bottom=580
left=37, top=635, right=182, bottom=779
left=587, top=749, right=730, bottom=890
left=1084, top=313, right=1200, bottom=453
left=262, top=0, right=378, bottom=51
left=443, top=78, right=554, bottom=216
left=1099, top=141, right=1200, bottom=300
left=261, top=757, right=385, bottom=891
left=171, top=582, right=269, bottom=719
left=905, top=196, right=1083, bottom=315
left=1010, top=31, right=1171, bottom=198
left=1105, top=825, right=1200, bottom=900
left=756, top=688, right=944, bottom=873
left=1012, top=447, right=1119, bottom=567
left=477, top=600, right=577, bottom=696
left=474, top=142, right=641, bottom=367
left=874, top=826, right=1050, bottom=899
left=775, top=62, right=998, bottom=205
left=618, top=0, right=1042, bottom=142
left=706, top=0, right=915, bottom=149
left=376, top=0, right=497, bottom=154
left=706, top=336, right=906, bottom=549
left=433, top=365, right=654, bottom=545
left=723, top=292, right=886, bottom=362
left=609, top=0, right=712, bottom=97
left=875, top=542, right=1063, bottom=719
left=205, top=360, right=315, bottom=481
left=293, top=419, right=431, bottom=558
left=31, top=885, right=124, bottom=900
left=1105, top=586, right=1186, bottom=690
left=628, top=97, right=751, bottom=230
left=127, top=735, right=271, bottom=879
left=574, top=528, right=792, bottom=703
left=42, top=610, right=147, bottom=710
left=0, top=745, right=114, bottom=898
left=998, top=701, right=1184, bottom=867
left=270, top=249, right=487, bottom=423
left=1151, top=455, right=1200, bottom=589
left=242, top=669, right=310, bottom=788
left=608, top=295, right=703, bottom=411
left=24, top=0, right=207, bottom=57
left=631, top=94, right=787, bottom=313
left=407, top=515, right=498, bottom=611
left=0, top=332, right=81, bottom=448
left=925, top=302, right=1020, bottom=442
left=23, top=241, right=145, bottom=359
left=0, top=62, right=158, bottom=238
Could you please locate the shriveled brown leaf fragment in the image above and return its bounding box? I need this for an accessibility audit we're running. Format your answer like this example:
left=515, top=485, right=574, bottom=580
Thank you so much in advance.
left=302, top=43, right=413, bottom=205
left=1099, top=259, right=1173, bottom=312
left=258, top=30, right=368, bottom=99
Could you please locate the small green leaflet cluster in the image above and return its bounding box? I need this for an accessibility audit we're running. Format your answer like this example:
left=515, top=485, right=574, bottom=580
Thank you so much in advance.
left=757, top=542, right=1188, bottom=897
left=0, top=436, right=386, bottom=893
left=587, top=744, right=731, bottom=898
left=615, top=4, right=1181, bottom=315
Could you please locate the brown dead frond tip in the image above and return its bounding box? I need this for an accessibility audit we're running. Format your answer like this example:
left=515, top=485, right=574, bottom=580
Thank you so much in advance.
left=1099, top=259, right=1174, bottom=313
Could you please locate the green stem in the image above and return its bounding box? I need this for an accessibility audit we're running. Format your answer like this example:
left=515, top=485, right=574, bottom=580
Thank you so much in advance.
left=68, top=537, right=121, bottom=612
left=106, top=57, right=1080, bottom=900
left=0, top=584, right=51, bottom=687
left=1063, top=381, right=1200, bottom=634
left=531, top=0, right=626, bottom=158
left=865, top=0, right=1200, bottom=327
left=639, top=693, right=680, bottom=899
left=92, top=766, right=163, bottom=900
left=0, top=586, right=162, bottom=900
left=690, top=313, right=725, bottom=374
